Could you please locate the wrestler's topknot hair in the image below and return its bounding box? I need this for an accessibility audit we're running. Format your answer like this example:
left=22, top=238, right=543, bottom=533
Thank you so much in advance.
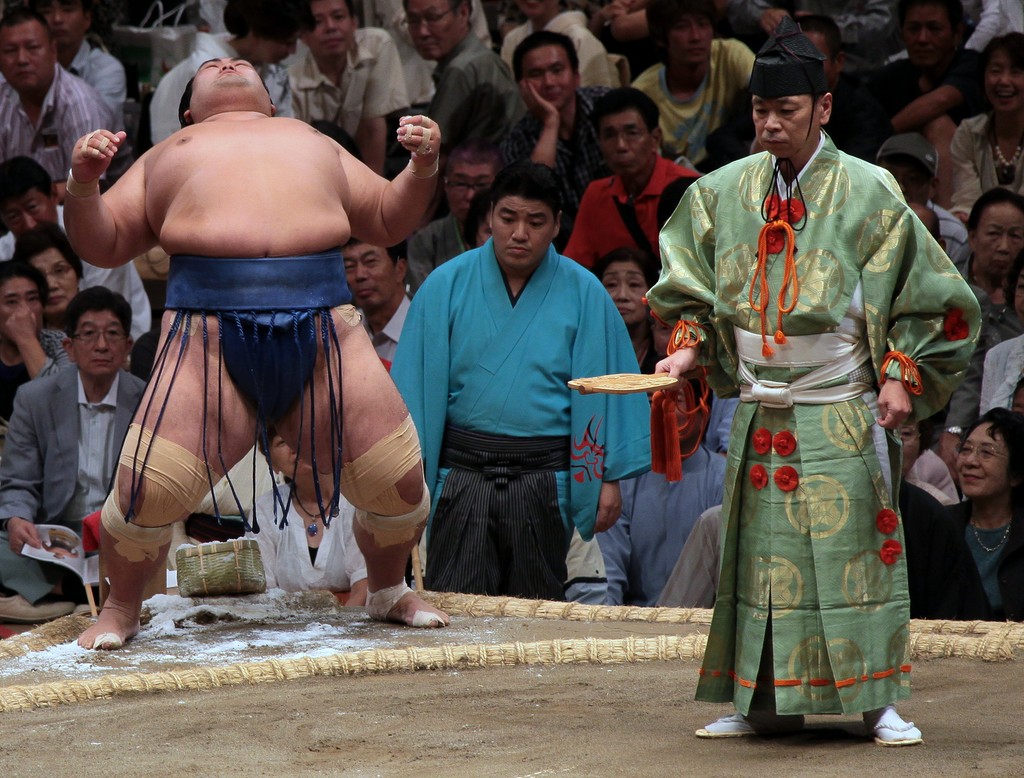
left=489, top=160, right=562, bottom=217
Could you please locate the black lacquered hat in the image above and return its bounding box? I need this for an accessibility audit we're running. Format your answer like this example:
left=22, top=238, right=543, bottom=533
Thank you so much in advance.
left=749, top=16, right=828, bottom=99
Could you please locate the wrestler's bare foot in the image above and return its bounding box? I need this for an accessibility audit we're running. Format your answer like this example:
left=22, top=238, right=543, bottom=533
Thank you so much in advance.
left=366, top=582, right=449, bottom=627
left=77, top=604, right=140, bottom=650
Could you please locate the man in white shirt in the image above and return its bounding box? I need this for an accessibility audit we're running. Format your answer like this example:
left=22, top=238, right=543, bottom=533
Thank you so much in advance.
left=30, top=0, right=127, bottom=128
left=290, top=0, right=409, bottom=174
left=0, top=287, right=145, bottom=623
left=343, top=239, right=410, bottom=367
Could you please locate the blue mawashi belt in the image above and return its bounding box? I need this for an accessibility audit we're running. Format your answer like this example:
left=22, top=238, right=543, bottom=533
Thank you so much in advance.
left=165, top=250, right=351, bottom=310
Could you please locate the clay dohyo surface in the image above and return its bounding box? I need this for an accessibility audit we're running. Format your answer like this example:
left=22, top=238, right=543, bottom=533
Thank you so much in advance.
left=0, top=596, right=1021, bottom=776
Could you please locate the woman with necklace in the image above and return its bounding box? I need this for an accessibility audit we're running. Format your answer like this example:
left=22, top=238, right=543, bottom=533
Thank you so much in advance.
left=946, top=408, right=1024, bottom=621
left=246, top=434, right=368, bottom=605
left=951, top=33, right=1024, bottom=222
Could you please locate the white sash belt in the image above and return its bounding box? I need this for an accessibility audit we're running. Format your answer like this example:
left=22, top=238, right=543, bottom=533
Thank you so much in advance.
left=734, top=326, right=872, bottom=408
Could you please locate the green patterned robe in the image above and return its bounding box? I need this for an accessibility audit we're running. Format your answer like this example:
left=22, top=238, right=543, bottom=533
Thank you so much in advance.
left=647, top=136, right=980, bottom=715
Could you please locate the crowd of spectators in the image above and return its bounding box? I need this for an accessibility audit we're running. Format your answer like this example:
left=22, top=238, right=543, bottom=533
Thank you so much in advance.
left=1, top=0, right=1024, bottom=625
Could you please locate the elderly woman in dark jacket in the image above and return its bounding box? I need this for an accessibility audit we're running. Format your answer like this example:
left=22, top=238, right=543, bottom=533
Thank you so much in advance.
left=946, top=408, right=1024, bottom=621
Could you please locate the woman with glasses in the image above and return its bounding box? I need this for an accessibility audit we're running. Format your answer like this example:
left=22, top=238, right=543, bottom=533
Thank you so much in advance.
left=12, top=223, right=83, bottom=333
left=948, top=407, right=1024, bottom=621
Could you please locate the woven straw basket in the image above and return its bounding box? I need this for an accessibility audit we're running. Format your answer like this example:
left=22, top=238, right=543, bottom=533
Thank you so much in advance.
left=175, top=539, right=267, bottom=598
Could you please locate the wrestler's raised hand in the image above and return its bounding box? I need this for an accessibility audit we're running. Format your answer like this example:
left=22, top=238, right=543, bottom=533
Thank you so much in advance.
left=70, top=129, right=127, bottom=189
left=396, top=115, right=441, bottom=177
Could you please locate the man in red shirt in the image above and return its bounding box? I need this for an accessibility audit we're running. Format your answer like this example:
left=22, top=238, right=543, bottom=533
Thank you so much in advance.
left=564, top=88, right=699, bottom=268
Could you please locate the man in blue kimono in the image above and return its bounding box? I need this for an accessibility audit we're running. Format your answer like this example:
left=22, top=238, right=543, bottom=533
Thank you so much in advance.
left=392, top=161, right=650, bottom=600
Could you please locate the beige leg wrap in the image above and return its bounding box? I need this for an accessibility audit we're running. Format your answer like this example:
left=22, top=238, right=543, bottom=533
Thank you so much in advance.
left=102, top=424, right=212, bottom=561
left=101, top=493, right=172, bottom=563
left=341, top=416, right=429, bottom=547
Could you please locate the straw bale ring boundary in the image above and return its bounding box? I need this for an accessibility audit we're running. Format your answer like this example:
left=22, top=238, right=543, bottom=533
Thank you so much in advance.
left=0, top=592, right=1018, bottom=713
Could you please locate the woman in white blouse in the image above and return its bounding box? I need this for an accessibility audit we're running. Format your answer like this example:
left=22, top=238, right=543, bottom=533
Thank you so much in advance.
left=951, top=34, right=1024, bottom=221
left=247, top=434, right=368, bottom=605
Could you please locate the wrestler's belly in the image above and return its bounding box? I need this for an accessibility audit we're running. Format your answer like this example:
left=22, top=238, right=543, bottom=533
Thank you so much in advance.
left=156, top=206, right=351, bottom=258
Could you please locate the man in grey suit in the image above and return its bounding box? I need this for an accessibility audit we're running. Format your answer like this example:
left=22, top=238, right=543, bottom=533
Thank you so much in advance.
left=0, top=287, right=144, bottom=622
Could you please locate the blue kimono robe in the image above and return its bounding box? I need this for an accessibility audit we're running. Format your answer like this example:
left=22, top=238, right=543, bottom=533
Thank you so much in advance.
left=391, top=240, right=651, bottom=541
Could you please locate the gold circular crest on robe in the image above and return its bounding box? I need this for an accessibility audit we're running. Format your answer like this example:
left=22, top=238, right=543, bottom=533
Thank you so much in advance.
left=738, top=164, right=773, bottom=213
left=842, top=549, right=894, bottom=611
left=718, top=243, right=755, bottom=317
left=692, top=197, right=717, bottom=238
left=786, top=636, right=865, bottom=702
left=800, top=161, right=850, bottom=217
left=739, top=553, right=773, bottom=611
left=924, top=239, right=956, bottom=272
left=862, top=300, right=887, bottom=353
left=858, top=209, right=902, bottom=274
left=785, top=474, right=850, bottom=538
left=768, top=556, right=804, bottom=617
left=793, top=249, right=844, bottom=313
left=821, top=402, right=873, bottom=452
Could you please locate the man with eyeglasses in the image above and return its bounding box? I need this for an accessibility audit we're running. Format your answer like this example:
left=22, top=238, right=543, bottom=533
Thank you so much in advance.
left=404, top=0, right=524, bottom=153
left=564, top=87, right=699, bottom=269
left=407, top=138, right=504, bottom=292
left=0, top=287, right=144, bottom=624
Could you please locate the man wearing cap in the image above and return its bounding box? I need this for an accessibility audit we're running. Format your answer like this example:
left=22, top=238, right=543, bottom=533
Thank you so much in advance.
left=876, top=132, right=970, bottom=275
left=648, top=16, right=979, bottom=746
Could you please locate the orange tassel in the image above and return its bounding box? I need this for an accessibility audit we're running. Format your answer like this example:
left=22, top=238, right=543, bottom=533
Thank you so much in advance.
left=651, top=391, right=667, bottom=475
left=750, top=219, right=800, bottom=358
left=650, top=378, right=712, bottom=483
left=661, top=392, right=682, bottom=482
